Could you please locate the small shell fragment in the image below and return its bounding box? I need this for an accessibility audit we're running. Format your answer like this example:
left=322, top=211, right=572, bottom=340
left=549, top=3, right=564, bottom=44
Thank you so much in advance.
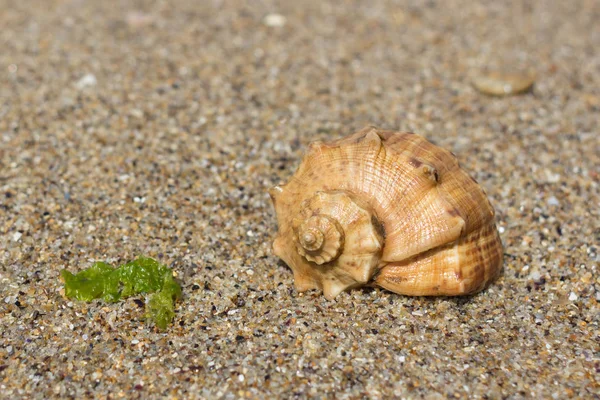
left=472, top=71, right=535, bottom=96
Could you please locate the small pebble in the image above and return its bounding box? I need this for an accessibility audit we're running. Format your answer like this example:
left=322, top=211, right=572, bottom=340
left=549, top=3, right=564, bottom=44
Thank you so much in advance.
left=545, top=170, right=561, bottom=183
left=568, top=292, right=578, bottom=301
left=529, top=271, right=541, bottom=281
left=263, top=13, right=286, bottom=27
left=75, top=74, right=97, bottom=89
left=472, top=70, right=535, bottom=96
left=547, top=196, right=560, bottom=206
left=130, top=109, right=144, bottom=118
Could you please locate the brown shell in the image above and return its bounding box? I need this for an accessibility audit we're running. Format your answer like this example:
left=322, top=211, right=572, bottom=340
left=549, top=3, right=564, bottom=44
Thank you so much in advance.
left=270, top=126, right=503, bottom=299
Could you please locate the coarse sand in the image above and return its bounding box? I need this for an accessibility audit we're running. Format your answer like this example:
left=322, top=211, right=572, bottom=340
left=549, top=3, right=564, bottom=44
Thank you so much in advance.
left=1, top=1, right=599, bottom=398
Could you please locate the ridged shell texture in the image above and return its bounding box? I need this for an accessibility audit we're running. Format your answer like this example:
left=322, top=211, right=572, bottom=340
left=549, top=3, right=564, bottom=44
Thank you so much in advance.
left=270, top=127, right=503, bottom=299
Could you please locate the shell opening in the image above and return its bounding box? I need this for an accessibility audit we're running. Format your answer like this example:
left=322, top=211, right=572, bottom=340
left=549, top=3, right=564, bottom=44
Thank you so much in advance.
left=296, top=215, right=343, bottom=265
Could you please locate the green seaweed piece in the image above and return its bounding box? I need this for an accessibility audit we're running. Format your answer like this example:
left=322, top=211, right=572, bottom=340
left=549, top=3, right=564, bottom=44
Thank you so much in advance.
left=61, top=257, right=182, bottom=329
left=61, top=262, right=115, bottom=302
left=147, top=277, right=182, bottom=330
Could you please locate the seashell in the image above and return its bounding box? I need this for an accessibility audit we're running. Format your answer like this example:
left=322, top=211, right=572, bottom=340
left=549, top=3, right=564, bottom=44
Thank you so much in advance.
left=269, top=126, right=503, bottom=299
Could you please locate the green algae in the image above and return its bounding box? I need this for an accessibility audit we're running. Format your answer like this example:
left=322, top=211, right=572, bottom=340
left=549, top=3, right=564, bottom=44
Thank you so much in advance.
left=61, top=257, right=182, bottom=330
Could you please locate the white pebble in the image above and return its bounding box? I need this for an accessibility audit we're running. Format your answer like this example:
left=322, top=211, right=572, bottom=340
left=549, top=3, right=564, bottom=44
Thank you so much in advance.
left=498, top=226, right=505, bottom=234
left=568, top=292, right=578, bottom=301
left=130, top=109, right=144, bottom=118
left=545, top=170, right=561, bottom=183
left=263, top=13, right=286, bottom=27
left=75, top=73, right=97, bottom=89
left=131, top=339, right=139, bottom=344
left=12, top=232, right=22, bottom=242
left=547, top=196, right=560, bottom=206
left=529, top=271, right=541, bottom=281
left=238, top=374, right=245, bottom=382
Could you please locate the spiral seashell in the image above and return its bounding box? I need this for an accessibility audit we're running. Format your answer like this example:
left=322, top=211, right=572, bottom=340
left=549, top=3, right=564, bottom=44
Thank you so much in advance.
left=269, top=126, right=503, bottom=299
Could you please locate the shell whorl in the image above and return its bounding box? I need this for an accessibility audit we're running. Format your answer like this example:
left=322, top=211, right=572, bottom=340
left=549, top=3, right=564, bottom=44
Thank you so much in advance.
left=272, top=190, right=384, bottom=299
left=296, top=215, right=344, bottom=264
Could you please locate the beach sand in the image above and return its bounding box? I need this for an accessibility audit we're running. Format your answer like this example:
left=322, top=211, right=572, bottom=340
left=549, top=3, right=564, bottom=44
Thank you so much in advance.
left=1, top=1, right=598, bottom=398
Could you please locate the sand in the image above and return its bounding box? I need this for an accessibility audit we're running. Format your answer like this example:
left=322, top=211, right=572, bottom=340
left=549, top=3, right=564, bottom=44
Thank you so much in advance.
left=1, top=0, right=599, bottom=398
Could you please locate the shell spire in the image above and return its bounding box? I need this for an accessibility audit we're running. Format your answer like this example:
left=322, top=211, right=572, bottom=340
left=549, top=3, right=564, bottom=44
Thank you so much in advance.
left=269, top=126, right=503, bottom=299
left=295, top=215, right=344, bottom=264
